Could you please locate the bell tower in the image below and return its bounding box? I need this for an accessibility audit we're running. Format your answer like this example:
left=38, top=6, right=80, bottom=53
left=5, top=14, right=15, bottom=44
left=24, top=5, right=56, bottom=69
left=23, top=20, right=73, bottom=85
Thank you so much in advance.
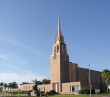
left=50, top=16, right=70, bottom=92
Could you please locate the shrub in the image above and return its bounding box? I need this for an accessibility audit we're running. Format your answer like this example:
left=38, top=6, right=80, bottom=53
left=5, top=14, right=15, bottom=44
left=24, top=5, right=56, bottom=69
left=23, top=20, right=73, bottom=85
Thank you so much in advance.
left=49, top=90, right=56, bottom=95
left=100, top=89, right=104, bottom=93
left=78, top=89, right=89, bottom=94
left=91, top=88, right=95, bottom=94
left=40, top=91, right=45, bottom=96
left=46, top=91, right=49, bottom=95
left=46, top=90, right=56, bottom=95
left=78, top=88, right=97, bottom=94
left=19, top=91, right=28, bottom=94
left=28, top=90, right=32, bottom=94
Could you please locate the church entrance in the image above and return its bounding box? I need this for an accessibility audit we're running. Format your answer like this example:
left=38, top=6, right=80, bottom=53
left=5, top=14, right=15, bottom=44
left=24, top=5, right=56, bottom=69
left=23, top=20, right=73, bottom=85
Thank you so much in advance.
left=52, top=83, right=58, bottom=92
left=55, top=83, right=58, bottom=92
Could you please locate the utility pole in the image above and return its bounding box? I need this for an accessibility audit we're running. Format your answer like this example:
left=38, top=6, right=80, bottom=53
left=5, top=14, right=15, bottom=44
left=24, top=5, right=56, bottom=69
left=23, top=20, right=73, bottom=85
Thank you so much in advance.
left=88, top=64, right=91, bottom=97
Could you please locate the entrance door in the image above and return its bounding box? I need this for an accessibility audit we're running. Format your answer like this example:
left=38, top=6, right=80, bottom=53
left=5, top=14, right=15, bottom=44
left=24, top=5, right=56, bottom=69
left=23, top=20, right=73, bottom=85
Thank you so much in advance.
left=55, top=83, right=58, bottom=92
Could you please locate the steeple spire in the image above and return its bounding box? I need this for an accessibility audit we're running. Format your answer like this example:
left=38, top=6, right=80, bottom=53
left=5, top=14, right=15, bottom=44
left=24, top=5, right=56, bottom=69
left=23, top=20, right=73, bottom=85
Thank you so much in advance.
left=55, top=15, right=64, bottom=43
left=58, top=15, right=61, bottom=36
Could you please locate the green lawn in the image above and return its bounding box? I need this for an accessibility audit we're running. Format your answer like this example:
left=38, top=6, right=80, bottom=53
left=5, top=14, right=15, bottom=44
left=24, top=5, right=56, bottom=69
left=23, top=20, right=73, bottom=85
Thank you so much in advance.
left=0, top=92, right=110, bottom=97
left=49, top=94, right=110, bottom=97
left=0, top=92, right=28, bottom=96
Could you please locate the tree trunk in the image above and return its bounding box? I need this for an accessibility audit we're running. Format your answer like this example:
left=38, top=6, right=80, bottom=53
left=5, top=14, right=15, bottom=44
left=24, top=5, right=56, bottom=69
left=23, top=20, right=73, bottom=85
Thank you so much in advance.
left=5, top=88, right=6, bottom=93
left=10, top=87, right=11, bottom=93
left=8, top=87, right=9, bottom=93
left=106, top=82, right=108, bottom=92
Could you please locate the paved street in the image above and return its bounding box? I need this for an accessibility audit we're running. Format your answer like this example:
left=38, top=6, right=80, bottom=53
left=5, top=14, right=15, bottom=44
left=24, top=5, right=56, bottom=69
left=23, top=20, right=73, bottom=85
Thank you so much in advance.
left=103, top=96, right=110, bottom=97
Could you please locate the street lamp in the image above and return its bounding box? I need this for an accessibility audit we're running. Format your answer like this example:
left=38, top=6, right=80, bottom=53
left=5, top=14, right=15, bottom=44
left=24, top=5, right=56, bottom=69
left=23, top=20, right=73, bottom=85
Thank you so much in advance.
left=88, top=64, right=91, bottom=97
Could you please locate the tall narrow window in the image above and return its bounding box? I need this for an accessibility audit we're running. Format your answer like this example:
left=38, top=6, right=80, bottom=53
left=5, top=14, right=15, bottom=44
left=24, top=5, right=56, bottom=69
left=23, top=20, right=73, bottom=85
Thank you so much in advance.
left=54, top=47, right=56, bottom=59
left=54, top=47, right=56, bottom=54
left=57, top=45, right=59, bottom=53
left=63, top=46, right=65, bottom=59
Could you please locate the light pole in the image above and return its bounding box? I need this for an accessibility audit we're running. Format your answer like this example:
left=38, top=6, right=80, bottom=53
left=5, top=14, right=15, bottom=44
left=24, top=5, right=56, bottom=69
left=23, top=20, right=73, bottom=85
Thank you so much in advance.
left=88, top=64, right=91, bottom=97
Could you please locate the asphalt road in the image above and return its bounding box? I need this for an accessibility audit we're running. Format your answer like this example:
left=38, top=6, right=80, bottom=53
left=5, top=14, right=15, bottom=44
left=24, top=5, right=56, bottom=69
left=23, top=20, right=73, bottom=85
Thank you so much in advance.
left=103, top=96, right=110, bottom=97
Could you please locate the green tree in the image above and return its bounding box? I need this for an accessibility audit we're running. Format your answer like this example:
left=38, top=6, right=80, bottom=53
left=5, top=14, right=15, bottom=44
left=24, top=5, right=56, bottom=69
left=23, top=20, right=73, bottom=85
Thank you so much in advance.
left=0, top=82, right=3, bottom=86
left=42, top=79, right=50, bottom=84
left=37, top=81, right=43, bottom=85
left=12, top=82, right=18, bottom=88
left=102, top=69, right=110, bottom=92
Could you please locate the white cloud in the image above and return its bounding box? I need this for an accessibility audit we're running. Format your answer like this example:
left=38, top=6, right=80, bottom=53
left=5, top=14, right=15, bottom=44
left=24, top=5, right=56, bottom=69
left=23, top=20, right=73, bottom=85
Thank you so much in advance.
left=0, top=73, right=47, bottom=84
left=0, top=36, right=50, bottom=59
left=0, top=63, right=49, bottom=83
left=0, top=54, right=27, bottom=65
left=0, top=62, right=48, bottom=84
left=0, top=36, right=50, bottom=84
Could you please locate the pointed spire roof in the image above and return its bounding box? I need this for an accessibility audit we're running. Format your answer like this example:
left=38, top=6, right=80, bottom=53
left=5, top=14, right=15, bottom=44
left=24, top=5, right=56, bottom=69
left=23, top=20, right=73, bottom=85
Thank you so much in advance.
left=58, top=15, right=61, bottom=36
left=55, top=15, right=64, bottom=43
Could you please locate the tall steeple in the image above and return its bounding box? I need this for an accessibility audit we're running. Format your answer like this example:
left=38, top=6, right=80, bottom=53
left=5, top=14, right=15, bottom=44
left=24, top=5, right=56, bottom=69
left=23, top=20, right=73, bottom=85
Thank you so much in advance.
left=55, top=15, right=64, bottom=43
left=51, top=16, right=69, bottom=92
left=58, top=15, right=61, bottom=36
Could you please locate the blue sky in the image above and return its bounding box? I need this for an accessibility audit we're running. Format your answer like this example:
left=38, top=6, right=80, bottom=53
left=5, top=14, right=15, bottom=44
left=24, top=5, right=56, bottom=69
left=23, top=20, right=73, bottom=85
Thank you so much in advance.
left=0, top=0, right=110, bottom=83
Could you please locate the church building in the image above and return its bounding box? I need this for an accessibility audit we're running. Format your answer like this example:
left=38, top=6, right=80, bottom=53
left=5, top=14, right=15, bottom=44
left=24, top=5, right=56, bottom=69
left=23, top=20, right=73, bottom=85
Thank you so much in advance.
left=38, top=16, right=106, bottom=94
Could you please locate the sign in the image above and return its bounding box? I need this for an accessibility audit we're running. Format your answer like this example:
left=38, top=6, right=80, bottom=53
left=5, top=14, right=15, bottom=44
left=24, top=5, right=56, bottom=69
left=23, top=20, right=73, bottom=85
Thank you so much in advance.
left=95, top=89, right=100, bottom=94
left=108, top=85, right=110, bottom=89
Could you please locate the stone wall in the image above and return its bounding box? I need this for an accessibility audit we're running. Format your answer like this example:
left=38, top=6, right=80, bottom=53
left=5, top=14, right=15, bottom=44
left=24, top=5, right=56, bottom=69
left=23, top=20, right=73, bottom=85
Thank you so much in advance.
left=78, top=67, right=106, bottom=91
left=62, top=82, right=80, bottom=93
left=38, top=84, right=51, bottom=93
left=69, top=62, right=78, bottom=82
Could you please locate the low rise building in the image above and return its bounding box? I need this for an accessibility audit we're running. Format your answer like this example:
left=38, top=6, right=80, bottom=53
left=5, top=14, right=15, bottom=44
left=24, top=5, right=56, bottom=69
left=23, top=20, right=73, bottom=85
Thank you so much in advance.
left=3, top=87, right=19, bottom=93
left=19, top=82, right=34, bottom=92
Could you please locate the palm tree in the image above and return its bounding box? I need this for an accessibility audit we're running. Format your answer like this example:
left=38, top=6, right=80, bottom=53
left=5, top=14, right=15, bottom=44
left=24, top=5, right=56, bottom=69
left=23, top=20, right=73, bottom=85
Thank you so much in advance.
left=3, top=83, right=7, bottom=93
left=8, top=83, right=13, bottom=92
left=102, top=69, right=110, bottom=92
